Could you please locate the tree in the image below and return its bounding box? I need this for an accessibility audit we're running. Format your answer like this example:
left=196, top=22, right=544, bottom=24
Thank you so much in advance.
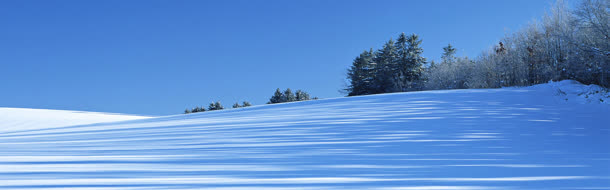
left=268, top=88, right=284, bottom=104
left=184, top=108, right=191, bottom=114
left=405, top=33, right=426, bottom=90
left=284, top=88, right=296, bottom=102
left=345, top=33, right=426, bottom=94
left=574, top=0, right=609, bottom=87
left=342, top=0, right=608, bottom=92
left=395, top=33, right=410, bottom=91
left=215, top=101, right=223, bottom=110
left=441, top=43, right=457, bottom=64
left=346, top=49, right=375, bottom=96
left=191, top=106, right=205, bottom=113
left=208, top=101, right=223, bottom=111
left=425, top=43, right=461, bottom=89
left=268, top=88, right=315, bottom=103
left=295, top=90, right=311, bottom=101
left=233, top=101, right=252, bottom=108
left=208, top=103, right=216, bottom=110
left=425, top=50, right=475, bottom=90
left=373, top=39, right=398, bottom=93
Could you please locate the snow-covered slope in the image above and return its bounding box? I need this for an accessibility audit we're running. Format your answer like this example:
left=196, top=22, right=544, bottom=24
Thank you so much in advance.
left=528, top=80, right=610, bottom=104
left=0, top=81, right=608, bottom=189
left=0, top=108, right=152, bottom=133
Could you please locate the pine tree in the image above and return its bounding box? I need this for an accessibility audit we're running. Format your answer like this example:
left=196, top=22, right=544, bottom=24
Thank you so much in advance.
left=284, top=88, right=296, bottom=102
left=405, top=34, right=426, bottom=90
left=268, top=88, right=283, bottom=104
left=232, top=102, right=241, bottom=108
left=242, top=101, right=252, bottom=107
left=214, top=101, right=224, bottom=110
left=373, top=39, right=398, bottom=93
left=191, top=106, right=205, bottom=113
left=346, top=49, right=375, bottom=96
left=441, top=43, right=457, bottom=64
left=208, top=103, right=217, bottom=111
left=295, top=90, right=311, bottom=101
left=395, top=33, right=410, bottom=91
left=184, top=108, right=191, bottom=114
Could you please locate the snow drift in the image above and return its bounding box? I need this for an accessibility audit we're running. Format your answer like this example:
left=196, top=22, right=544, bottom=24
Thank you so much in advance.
left=0, top=108, right=151, bottom=133
left=0, top=80, right=608, bottom=189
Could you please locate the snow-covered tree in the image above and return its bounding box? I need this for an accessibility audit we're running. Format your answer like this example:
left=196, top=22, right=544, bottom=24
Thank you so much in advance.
left=346, top=49, right=375, bottom=96
left=215, top=101, right=223, bottom=110
left=373, top=39, right=398, bottom=93
left=284, top=88, right=296, bottom=102
left=441, top=43, right=457, bottom=64
left=295, top=90, right=311, bottom=101
left=404, top=34, right=426, bottom=90
left=191, top=106, right=205, bottom=113
left=208, top=101, right=223, bottom=111
left=574, top=0, right=609, bottom=87
left=268, top=88, right=284, bottom=104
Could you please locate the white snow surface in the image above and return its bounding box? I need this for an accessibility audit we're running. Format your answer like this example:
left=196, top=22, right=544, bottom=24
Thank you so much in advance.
left=0, top=80, right=608, bottom=189
left=0, top=108, right=151, bottom=132
left=529, top=80, right=610, bottom=104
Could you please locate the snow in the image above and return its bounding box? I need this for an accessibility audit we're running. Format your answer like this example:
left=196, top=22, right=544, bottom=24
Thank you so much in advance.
left=0, top=80, right=608, bottom=189
left=0, top=108, right=151, bottom=133
left=528, top=80, right=610, bottom=104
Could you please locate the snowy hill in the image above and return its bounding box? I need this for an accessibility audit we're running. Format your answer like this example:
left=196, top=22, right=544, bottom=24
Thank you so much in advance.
left=0, top=108, right=151, bottom=133
left=0, top=81, right=608, bottom=189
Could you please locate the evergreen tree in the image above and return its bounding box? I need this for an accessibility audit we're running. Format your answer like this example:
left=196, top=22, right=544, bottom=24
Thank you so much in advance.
left=191, top=106, right=205, bottom=113
left=395, top=33, right=410, bottom=91
left=441, top=43, right=457, bottom=64
left=214, top=101, right=224, bottom=110
left=346, top=49, right=375, bottom=96
left=405, top=34, right=426, bottom=90
left=373, top=39, right=398, bottom=93
left=184, top=108, right=191, bottom=114
left=232, top=102, right=241, bottom=108
left=284, top=88, right=296, bottom=102
left=208, top=102, right=223, bottom=110
left=268, top=88, right=283, bottom=104
left=242, top=101, right=252, bottom=107
left=295, top=89, right=311, bottom=101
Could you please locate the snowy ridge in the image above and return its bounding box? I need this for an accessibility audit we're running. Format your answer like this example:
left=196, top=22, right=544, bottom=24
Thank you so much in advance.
left=529, top=80, right=610, bottom=104
left=0, top=81, right=608, bottom=189
left=0, top=108, right=152, bottom=133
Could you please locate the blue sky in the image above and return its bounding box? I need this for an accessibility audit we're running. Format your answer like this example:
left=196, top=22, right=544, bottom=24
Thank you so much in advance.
left=0, top=0, right=554, bottom=116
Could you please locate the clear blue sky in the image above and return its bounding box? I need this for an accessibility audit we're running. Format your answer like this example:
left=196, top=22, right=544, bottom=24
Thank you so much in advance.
left=0, top=0, right=554, bottom=116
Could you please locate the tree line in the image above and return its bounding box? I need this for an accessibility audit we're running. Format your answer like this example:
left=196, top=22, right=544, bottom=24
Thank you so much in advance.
left=345, top=0, right=608, bottom=96
left=184, top=88, right=316, bottom=113
left=268, top=88, right=316, bottom=104
left=345, top=33, right=426, bottom=96
left=184, top=101, right=251, bottom=114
